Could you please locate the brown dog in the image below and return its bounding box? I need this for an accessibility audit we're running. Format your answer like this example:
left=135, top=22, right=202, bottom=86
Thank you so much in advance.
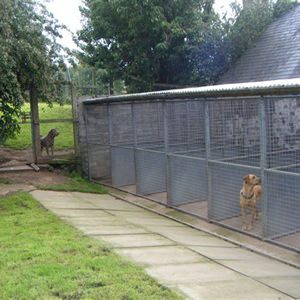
left=240, top=174, right=262, bottom=231
left=40, top=128, right=59, bottom=156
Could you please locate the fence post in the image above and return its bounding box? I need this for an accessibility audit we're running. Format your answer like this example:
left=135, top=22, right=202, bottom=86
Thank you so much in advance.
left=205, top=100, right=213, bottom=220
left=29, top=85, right=41, bottom=164
left=71, top=82, right=80, bottom=157
left=259, top=96, right=269, bottom=238
left=107, top=103, right=113, bottom=182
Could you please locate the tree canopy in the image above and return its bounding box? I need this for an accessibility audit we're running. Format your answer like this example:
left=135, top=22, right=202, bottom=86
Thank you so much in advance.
left=78, top=0, right=222, bottom=92
left=0, top=0, right=66, bottom=140
left=78, top=0, right=296, bottom=93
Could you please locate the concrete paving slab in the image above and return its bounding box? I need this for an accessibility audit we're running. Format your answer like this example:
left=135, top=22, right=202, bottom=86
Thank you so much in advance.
left=146, top=263, right=241, bottom=284
left=189, top=246, right=266, bottom=261
left=38, top=201, right=97, bottom=209
left=74, top=193, right=144, bottom=211
left=145, top=225, right=210, bottom=237
left=48, top=208, right=110, bottom=218
left=221, top=258, right=300, bottom=278
left=108, top=210, right=159, bottom=219
left=31, top=190, right=79, bottom=201
left=117, top=246, right=207, bottom=266
left=178, top=279, right=293, bottom=300
left=160, top=233, right=236, bottom=247
left=259, top=276, right=300, bottom=299
left=94, top=233, right=175, bottom=248
left=78, top=225, right=149, bottom=235
left=61, top=216, right=129, bottom=226
left=123, top=216, right=185, bottom=227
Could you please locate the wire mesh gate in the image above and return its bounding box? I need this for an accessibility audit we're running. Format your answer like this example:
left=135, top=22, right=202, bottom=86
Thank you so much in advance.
left=79, top=80, right=300, bottom=252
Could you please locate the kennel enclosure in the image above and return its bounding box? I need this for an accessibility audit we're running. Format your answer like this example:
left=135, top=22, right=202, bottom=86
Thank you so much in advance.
left=78, top=79, right=300, bottom=252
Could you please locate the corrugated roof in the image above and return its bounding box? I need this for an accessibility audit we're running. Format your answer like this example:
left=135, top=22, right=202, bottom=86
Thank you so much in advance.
left=83, top=78, right=300, bottom=104
left=219, top=4, right=300, bottom=83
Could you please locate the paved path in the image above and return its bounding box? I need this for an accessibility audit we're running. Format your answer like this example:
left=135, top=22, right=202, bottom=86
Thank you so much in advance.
left=31, top=190, right=300, bottom=300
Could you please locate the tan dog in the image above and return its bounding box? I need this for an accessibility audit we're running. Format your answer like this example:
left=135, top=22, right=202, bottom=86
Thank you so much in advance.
left=240, top=174, right=262, bottom=231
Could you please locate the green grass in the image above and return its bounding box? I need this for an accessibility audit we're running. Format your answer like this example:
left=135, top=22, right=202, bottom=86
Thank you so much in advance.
left=4, top=103, right=74, bottom=150
left=0, top=192, right=183, bottom=300
left=38, top=172, right=108, bottom=194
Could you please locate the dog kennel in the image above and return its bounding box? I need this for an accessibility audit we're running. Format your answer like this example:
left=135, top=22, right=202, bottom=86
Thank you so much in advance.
left=78, top=79, right=300, bottom=252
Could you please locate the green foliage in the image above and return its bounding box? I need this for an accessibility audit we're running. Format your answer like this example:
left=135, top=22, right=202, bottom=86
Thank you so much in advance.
left=226, top=0, right=297, bottom=64
left=0, top=0, right=67, bottom=140
left=4, top=103, right=74, bottom=150
left=38, top=172, right=108, bottom=194
left=0, top=192, right=183, bottom=299
left=78, top=0, right=296, bottom=91
left=78, top=0, right=220, bottom=92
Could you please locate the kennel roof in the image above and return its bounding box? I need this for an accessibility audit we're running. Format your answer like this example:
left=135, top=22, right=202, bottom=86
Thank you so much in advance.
left=83, top=78, right=300, bottom=104
left=219, top=4, right=300, bottom=84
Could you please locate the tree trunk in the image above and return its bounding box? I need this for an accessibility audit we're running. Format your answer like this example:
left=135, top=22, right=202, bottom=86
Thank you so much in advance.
left=29, top=85, right=41, bottom=163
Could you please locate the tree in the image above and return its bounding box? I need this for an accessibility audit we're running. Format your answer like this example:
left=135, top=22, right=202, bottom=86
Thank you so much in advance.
left=0, top=0, right=66, bottom=141
left=78, top=0, right=219, bottom=92
left=227, top=0, right=296, bottom=64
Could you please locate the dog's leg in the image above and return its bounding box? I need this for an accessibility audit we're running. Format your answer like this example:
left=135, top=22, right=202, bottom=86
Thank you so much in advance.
left=51, top=146, right=54, bottom=156
left=248, top=206, right=255, bottom=230
left=46, top=146, right=49, bottom=156
left=241, top=206, right=247, bottom=230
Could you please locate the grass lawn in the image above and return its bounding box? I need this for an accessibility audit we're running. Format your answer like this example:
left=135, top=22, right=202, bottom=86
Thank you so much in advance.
left=0, top=192, right=183, bottom=300
left=4, top=103, right=74, bottom=150
left=38, top=172, right=108, bottom=194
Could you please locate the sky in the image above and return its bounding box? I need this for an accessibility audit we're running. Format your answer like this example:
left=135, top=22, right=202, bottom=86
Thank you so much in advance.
left=45, top=0, right=242, bottom=50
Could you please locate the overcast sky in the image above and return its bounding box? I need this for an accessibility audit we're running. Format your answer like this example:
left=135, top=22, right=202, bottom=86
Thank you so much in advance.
left=45, top=0, right=242, bottom=50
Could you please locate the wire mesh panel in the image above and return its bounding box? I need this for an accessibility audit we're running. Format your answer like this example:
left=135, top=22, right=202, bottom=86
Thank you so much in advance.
left=134, top=102, right=164, bottom=149
left=110, top=103, right=133, bottom=146
left=266, top=97, right=300, bottom=169
left=168, top=154, right=207, bottom=206
left=209, top=98, right=260, bottom=165
left=166, top=100, right=206, bottom=153
left=135, top=148, right=166, bottom=195
left=209, top=161, right=260, bottom=223
left=85, top=104, right=110, bottom=180
left=109, top=103, right=136, bottom=186
left=166, top=100, right=207, bottom=208
left=263, top=97, right=300, bottom=243
left=111, top=146, right=135, bottom=187
left=264, top=170, right=300, bottom=239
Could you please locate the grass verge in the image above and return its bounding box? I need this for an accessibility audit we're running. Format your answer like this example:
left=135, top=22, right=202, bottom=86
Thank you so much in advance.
left=0, top=192, right=183, bottom=300
left=38, top=172, right=108, bottom=194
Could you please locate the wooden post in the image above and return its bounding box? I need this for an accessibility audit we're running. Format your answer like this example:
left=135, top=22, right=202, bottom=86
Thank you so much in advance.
left=70, top=82, right=79, bottom=157
left=29, top=85, right=41, bottom=163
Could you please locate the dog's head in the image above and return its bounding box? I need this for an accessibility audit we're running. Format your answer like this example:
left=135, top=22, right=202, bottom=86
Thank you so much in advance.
left=50, top=128, right=59, bottom=137
left=243, top=174, right=261, bottom=186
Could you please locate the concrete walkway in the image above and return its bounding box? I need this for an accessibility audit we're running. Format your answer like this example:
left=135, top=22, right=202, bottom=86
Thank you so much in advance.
left=31, top=190, right=300, bottom=300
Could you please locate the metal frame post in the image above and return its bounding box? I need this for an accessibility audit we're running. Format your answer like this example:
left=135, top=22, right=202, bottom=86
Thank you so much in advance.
left=107, top=103, right=113, bottom=182
left=259, top=96, right=268, bottom=238
left=205, top=100, right=213, bottom=220
left=83, top=105, right=91, bottom=180
left=163, top=101, right=171, bottom=205
left=131, top=102, right=138, bottom=189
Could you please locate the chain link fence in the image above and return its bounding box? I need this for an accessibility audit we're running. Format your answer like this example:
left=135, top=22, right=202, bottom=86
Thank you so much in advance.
left=78, top=80, right=300, bottom=252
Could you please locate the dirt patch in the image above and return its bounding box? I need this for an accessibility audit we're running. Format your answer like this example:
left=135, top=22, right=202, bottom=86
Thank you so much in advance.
left=0, top=147, right=74, bottom=167
left=0, top=170, right=71, bottom=186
